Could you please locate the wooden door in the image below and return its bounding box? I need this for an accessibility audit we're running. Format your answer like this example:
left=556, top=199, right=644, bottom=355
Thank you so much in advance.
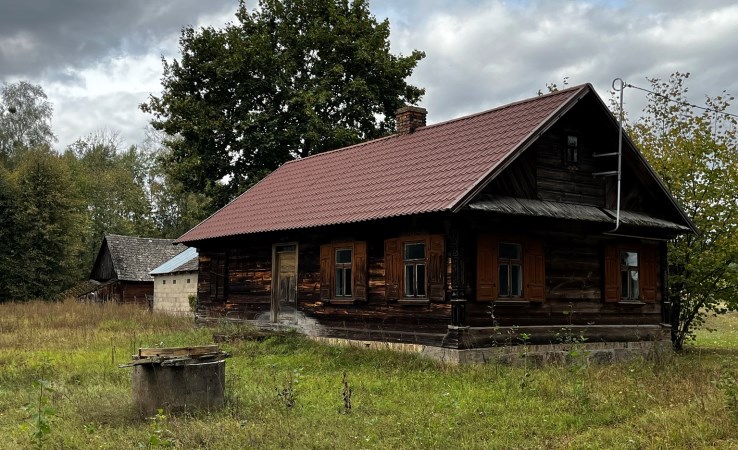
left=272, top=244, right=297, bottom=323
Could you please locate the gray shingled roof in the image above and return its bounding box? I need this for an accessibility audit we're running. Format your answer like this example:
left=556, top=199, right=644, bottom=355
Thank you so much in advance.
left=105, top=235, right=187, bottom=282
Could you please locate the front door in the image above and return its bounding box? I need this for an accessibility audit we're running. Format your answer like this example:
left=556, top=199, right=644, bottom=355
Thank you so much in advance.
left=272, top=244, right=297, bottom=323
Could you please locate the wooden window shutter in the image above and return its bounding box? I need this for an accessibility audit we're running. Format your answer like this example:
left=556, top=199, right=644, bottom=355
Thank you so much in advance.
left=476, top=233, right=498, bottom=301
left=603, top=244, right=620, bottom=302
left=428, top=234, right=446, bottom=302
left=640, top=244, right=658, bottom=303
left=384, top=238, right=402, bottom=301
left=523, top=238, right=546, bottom=302
left=353, top=241, right=368, bottom=301
left=320, top=244, right=333, bottom=300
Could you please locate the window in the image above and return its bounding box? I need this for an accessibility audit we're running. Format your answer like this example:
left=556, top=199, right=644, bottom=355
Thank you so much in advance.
left=620, top=251, right=639, bottom=301
left=476, top=235, right=545, bottom=302
left=320, top=242, right=367, bottom=302
left=172, top=279, right=176, bottom=285
left=187, top=279, right=191, bottom=284
left=162, top=279, right=166, bottom=285
left=335, top=248, right=353, bottom=297
left=384, top=235, right=445, bottom=302
left=403, top=242, right=426, bottom=298
left=566, top=134, right=579, bottom=165
left=604, top=243, right=657, bottom=303
left=498, top=243, right=522, bottom=297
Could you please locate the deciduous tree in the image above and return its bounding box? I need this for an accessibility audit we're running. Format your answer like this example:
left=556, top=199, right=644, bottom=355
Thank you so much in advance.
left=629, top=72, right=738, bottom=350
left=141, top=0, right=425, bottom=210
left=0, top=81, right=56, bottom=166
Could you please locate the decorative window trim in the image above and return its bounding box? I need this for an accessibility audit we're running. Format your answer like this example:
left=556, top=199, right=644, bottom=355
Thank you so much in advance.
left=320, top=241, right=367, bottom=304
left=476, top=234, right=545, bottom=302
left=384, top=234, right=445, bottom=304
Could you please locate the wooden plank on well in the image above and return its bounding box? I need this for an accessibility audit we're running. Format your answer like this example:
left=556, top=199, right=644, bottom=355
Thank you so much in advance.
left=138, top=345, right=219, bottom=358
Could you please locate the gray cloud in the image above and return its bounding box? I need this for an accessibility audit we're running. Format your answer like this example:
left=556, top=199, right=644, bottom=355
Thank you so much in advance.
left=3, top=0, right=738, bottom=151
left=0, top=0, right=237, bottom=82
left=383, top=0, right=738, bottom=124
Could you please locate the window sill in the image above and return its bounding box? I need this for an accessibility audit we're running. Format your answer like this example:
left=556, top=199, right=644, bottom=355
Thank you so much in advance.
left=398, top=298, right=430, bottom=305
left=326, top=299, right=355, bottom=305
left=493, top=299, right=530, bottom=306
left=618, top=300, right=646, bottom=306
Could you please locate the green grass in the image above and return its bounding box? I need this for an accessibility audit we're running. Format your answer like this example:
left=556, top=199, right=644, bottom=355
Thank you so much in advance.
left=0, top=300, right=736, bottom=449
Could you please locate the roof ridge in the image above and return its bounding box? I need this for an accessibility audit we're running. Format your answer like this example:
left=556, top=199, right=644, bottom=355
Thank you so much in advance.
left=420, top=83, right=590, bottom=131
left=105, top=234, right=175, bottom=242
left=281, top=84, right=589, bottom=166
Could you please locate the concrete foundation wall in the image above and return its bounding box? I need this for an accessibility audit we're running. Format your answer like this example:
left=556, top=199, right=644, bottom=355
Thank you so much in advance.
left=311, top=336, right=673, bottom=365
left=153, top=272, right=197, bottom=315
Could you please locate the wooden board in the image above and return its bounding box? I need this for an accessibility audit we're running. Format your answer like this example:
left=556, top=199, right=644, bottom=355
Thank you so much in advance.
left=138, top=345, right=220, bottom=358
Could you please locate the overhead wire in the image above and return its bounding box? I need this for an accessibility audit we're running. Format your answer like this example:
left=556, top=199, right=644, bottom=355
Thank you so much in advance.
left=625, top=82, right=738, bottom=120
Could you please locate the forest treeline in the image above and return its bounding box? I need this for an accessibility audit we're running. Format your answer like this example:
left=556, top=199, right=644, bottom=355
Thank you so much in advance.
left=0, top=81, right=209, bottom=301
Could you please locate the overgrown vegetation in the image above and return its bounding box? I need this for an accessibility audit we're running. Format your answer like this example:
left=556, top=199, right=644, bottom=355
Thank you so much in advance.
left=629, top=72, right=738, bottom=350
left=0, top=300, right=736, bottom=449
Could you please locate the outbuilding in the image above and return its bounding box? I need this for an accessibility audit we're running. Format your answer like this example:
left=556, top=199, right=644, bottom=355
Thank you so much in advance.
left=150, top=247, right=199, bottom=315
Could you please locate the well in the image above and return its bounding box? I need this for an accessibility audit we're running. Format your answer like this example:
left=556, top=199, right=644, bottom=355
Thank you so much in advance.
left=122, top=345, right=228, bottom=417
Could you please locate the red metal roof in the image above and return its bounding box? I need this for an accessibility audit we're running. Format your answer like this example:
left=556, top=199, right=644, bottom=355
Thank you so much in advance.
left=177, top=85, right=589, bottom=243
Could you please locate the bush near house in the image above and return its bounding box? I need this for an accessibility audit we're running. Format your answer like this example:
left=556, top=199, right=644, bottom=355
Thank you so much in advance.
left=0, top=300, right=736, bottom=449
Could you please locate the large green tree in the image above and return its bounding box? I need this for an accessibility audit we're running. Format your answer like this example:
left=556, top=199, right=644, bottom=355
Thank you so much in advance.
left=629, top=72, right=738, bottom=350
left=4, top=148, right=85, bottom=300
left=141, top=0, right=425, bottom=209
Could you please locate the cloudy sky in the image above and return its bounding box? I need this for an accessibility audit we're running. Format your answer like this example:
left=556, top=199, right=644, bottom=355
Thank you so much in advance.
left=1, top=0, right=736, bottom=150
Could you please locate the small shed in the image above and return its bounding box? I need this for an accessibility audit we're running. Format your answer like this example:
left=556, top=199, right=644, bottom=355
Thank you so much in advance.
left=81, top=235, right=186, bottom=305
left=150, top=247, right=199, bottom=315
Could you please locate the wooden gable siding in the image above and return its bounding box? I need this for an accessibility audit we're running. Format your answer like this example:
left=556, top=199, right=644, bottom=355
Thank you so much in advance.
left=482, top=93, right=680, bottom=226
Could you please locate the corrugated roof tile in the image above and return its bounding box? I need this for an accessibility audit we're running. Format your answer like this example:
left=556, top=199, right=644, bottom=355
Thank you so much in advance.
left=177, top=85, right=587, bottom=243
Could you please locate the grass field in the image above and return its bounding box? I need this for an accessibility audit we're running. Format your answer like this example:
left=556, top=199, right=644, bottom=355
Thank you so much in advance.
left=0, top=300, right=736, bottom=449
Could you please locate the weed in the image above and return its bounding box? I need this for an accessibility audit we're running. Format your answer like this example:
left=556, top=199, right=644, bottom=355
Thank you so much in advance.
left=273, top=366, right=302, bottom=408
left=140, top=409, right=176, bottom=449
left=342, top=370, right=352, bottom=414
left=21, top=379, right=56, bottom=450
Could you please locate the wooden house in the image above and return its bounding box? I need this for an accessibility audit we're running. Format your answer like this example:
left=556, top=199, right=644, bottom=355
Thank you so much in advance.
left=82, top=235, right=186, bottom=306
left=175, top=84, right=695, bottom=351
left=150, top=247, right=199, bottom=315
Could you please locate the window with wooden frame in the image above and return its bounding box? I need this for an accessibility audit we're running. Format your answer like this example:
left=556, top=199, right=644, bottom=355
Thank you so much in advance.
left=604, top=243, right=658, bottom=303
left=320, top=242, right=366, bottom=303
left=335, top=248, right=353, bottom=298
left=385, top=234, right=445, bottom=303
left=476, top=234, right=545, bottom=302
left=403, top=242, right=426, bottom=298
left=498, top=242, right=523, bottom=298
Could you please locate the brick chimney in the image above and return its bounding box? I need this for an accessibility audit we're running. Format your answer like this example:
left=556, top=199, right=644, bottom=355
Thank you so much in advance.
left=395, top=105, right=427, bottom=135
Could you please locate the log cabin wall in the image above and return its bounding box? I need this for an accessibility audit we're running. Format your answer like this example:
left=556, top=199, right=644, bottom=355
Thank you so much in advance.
left=195, top=215, right=454, bottom=344
left=194, top=212, right=664, bottom=347
left=119, top=281, right=153, bottom=306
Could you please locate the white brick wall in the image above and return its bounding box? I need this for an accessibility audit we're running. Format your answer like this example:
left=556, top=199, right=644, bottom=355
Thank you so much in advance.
left=152, top=272, right=197, bottom=315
